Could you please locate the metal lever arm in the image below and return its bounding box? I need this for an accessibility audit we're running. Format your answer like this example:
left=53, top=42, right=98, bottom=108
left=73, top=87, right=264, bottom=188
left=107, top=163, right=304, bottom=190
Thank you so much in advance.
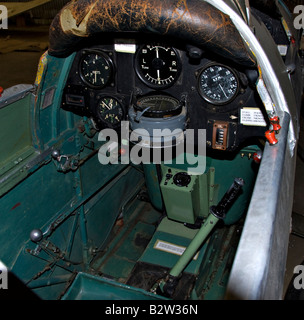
left=160, top=177, right=245, bottom=297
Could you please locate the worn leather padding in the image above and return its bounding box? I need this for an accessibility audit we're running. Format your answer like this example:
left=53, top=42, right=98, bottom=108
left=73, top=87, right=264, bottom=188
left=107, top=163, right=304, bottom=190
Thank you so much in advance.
left=48, top=0, right=255, bottom=66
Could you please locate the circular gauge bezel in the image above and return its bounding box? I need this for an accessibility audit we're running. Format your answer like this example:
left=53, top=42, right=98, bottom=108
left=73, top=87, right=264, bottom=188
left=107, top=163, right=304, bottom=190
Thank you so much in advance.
left=96, top=96, right=124, bottom=127
left=79, top=49, right=114, bottom=89
left=135, top=94, right=182, bottom=118
left=197, top=63, right=240, bottom=105
left=135, top=45, right=182, bottom=89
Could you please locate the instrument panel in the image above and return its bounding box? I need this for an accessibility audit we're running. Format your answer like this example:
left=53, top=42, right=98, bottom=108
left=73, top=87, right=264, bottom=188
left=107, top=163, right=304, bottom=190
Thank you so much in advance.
left=62, top=39, right=267, bottom=151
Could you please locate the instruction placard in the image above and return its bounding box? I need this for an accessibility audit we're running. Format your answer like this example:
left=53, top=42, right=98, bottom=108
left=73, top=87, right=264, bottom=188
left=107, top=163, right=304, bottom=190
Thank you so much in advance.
left=240, top=108, right=267, bottom=126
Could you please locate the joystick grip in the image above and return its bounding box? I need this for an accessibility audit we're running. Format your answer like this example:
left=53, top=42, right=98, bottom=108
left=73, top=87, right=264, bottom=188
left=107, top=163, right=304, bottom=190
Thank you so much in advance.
left=210, top=177, right=244, bottom=219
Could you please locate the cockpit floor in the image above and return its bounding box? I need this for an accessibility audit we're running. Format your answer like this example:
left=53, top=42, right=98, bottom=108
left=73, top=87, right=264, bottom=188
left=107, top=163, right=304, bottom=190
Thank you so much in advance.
left=89, top=193, right=242, bottom=300
left=126, top=261, right=196, bottom=300
left=90, top=197, right=164, bottom=282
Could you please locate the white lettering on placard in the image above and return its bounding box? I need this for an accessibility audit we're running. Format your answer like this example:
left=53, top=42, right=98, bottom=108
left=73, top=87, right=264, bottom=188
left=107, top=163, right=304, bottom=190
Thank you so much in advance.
left=240, top=108, right=267, bottom=127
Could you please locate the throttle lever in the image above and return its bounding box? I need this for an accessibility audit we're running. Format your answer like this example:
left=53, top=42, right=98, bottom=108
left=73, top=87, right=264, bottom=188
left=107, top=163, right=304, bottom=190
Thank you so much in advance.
left=210, top=177, right=244, bottom=220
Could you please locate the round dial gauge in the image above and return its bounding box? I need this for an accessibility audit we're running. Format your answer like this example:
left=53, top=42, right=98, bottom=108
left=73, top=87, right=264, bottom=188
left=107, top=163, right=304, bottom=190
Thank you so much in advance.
left=135, top=45, right=181, bottom=89
left=96, top=97, right=123, bottom=126
left=135, top=94, right=182, bottom=118
left=198, top=64, right=239, bottom=105
left=80, top=50, right=113, bottom=88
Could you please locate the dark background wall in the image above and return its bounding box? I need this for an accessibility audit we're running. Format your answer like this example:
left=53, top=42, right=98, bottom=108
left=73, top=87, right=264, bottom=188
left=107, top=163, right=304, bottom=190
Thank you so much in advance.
left=1, top=0, right=303, bottom=26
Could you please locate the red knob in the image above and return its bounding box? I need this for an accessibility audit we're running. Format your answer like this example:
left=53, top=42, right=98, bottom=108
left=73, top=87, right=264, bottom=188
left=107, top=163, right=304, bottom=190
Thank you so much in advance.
left=253, top=150, right=263, bottom=164
left=272, top=123, right=281, bottom=132
left=270, top=116, right=281, bottom=132
left=265, top=130, right=278, bottom=145
left=0, top=87, right=3, bottom=97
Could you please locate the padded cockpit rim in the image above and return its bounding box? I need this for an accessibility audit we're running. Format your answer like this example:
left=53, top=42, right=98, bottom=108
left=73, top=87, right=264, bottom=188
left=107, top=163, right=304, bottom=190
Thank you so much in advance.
left=48, top=0, right=256, bottom=67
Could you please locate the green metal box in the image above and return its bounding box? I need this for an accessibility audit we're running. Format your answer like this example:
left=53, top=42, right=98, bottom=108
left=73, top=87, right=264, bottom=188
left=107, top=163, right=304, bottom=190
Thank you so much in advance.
left=160, top=167, right=211, bottom=224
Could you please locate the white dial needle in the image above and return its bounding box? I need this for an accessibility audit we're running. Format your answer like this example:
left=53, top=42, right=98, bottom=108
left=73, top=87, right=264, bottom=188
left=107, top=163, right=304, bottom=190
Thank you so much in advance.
left=101, top=101, right=111, bottom=110
left=219, top=83, right=228, bottom=99
left=156, top=47, right=161, bottom=83
left=92, top=70, right=101, bottom=84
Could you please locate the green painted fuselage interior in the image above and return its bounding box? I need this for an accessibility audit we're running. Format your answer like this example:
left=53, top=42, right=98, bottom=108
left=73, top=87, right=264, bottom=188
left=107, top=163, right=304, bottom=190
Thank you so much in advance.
left=0, top=50, right=261, bottom=300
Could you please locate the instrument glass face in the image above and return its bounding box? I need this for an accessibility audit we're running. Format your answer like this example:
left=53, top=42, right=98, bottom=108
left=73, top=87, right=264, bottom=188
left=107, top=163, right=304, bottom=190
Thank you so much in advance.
left=135, top=45, right=181, bottom=89
left=96, top=97, right=124, bottom=126
left=80, top=51, right=113, bottom=88
left=135, top=94, right=182, bottom=118
left=198, top=64, right=239, bottom=105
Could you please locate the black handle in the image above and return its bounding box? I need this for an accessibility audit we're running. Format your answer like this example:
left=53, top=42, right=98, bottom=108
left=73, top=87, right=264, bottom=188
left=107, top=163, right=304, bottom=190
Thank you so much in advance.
left=210, top=177, right=245, bottom=219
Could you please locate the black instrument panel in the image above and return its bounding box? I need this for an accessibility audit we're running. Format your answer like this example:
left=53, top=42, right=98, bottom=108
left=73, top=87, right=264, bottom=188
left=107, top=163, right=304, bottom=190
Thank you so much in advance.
left=62, top=39, right=267, bottom=151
